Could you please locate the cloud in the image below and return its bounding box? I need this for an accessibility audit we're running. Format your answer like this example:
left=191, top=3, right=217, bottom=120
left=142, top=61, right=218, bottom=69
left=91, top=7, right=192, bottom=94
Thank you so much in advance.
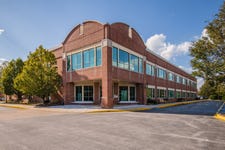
left=145, top=34, right=191, bottom=60
left=178, top=65, right=193, bottom=74
left=0, top=58, right=7, bottom=65
left=0, top=29, right=4, bottom=35
left=197, top=77, right=204, bottom=90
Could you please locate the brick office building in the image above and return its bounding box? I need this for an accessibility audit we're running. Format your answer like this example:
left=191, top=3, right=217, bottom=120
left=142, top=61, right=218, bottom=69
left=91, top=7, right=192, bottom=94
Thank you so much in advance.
left=50, top=21, right=197, bottom=108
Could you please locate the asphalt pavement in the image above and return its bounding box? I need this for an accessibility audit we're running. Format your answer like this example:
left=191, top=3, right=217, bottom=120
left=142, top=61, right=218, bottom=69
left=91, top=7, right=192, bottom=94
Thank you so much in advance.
left=0, top=101, right=224, bottom=150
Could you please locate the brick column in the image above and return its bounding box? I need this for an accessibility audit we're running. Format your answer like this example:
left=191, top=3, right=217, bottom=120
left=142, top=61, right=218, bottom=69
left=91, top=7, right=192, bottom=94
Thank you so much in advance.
left=113, top=82, right=119, bottom=104
left=101, top=39, right=113, bottom=108
left=94, top=82, right=100, bottom=104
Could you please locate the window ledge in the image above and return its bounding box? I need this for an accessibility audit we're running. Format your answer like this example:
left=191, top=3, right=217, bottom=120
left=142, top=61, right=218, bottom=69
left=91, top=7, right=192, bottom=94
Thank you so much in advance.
left=72, top=101, right=94, bottom=104
left=118, top=101, right=138, bottom=104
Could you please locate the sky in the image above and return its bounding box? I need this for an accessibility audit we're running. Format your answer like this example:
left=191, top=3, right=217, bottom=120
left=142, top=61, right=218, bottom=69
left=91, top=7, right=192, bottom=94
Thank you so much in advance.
left=0, top=0, right=224, bottom=89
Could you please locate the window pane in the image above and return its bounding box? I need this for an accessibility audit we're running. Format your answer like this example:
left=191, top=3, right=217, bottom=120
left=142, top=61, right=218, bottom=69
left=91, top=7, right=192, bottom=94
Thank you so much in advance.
left=146, top=64, right=154, bottom=76
left=72, top=52, right=82, bottom=70
left=119, top=50, right=129, bottom=69
left=130, top=87, right=135, bottom=101
left=83, top=48, right=94, bottom=68
left=76, top=86, right=82, bottom=101
left=67, top=55, right=71, bottom=71
left=168, top=73, right=174, bottom=81
left=96, top=47, right=102, bottom=66
left=146, top=88, right=155, bottom=99
left=139, top=58, right=143, bottom=73
left=157, top=68, right=165, bottom=79
left=112, top=47, right=118, bottom=66
left=119, top=86, right=128, bottom=101
left=83, top=86, right=93, bottom=101
left=130, top=54, right=139, bottom=72
left=168, top=90, right=174, bottom=98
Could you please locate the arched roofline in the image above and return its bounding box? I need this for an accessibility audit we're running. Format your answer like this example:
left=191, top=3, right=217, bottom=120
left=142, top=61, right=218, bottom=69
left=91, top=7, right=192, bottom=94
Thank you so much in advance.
left=110, top=22, right=146, bottom=48
left=62, top=20, right=104, bottom=44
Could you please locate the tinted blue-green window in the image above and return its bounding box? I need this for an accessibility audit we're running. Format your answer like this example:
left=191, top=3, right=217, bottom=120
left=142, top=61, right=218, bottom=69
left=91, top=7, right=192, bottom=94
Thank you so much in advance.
left=146, top=64, right=154, bottom=76
left=119, top=49, right=129, bottom=69
left=72, top=52, right=82, bottom=70
left=112, top=47, right=118, bottom=66
left=67, top=55, right=71, bottom=71
left=139, top=58, right=143, bottom=73
left=96, top=47, right=102, bottom=66
left=83, top=48, right=94, bottom=68
left=157, top=68, right=166, bottom=79
left=130, top=54, right=139, bottom=72
left=168, top=72, right=174, bottom=81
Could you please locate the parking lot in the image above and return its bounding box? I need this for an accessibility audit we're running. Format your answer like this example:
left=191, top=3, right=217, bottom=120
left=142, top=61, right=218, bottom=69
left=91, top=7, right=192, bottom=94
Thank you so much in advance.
left=0, top=101, right=224, bottom=150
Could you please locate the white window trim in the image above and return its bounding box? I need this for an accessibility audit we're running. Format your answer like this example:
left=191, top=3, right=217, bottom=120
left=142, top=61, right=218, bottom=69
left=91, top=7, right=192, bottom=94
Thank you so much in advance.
left=112, top=42, right=144, bottom=58
left=118, top=84, right=136, bottom=102
left=156, top=86, right=166, bottom=90
left=74, top=84, right=95, bottom=103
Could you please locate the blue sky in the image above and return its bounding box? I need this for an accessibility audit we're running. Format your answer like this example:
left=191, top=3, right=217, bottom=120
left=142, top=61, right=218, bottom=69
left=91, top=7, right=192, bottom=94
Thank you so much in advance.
left=0, top=0, right=224, bottom=87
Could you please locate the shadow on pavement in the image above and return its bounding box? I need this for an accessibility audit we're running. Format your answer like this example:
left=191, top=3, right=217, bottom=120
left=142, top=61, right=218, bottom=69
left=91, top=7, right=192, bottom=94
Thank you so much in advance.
left=139, top=101, right=223, bottom=116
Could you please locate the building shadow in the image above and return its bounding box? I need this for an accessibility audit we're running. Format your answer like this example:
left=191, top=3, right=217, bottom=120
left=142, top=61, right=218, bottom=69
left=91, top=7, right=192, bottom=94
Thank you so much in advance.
left=137, top=101, right=223, bottom=116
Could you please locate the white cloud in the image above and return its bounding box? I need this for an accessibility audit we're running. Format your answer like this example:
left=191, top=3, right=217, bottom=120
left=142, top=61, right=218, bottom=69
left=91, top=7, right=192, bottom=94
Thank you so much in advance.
left=0, top=58, right=7, bottom=65
left=0, top=29, right=4, bottom=35
left=145, top=34, right=191, bottom=60
left=178, top=65, right=193, bottom=74
left=197, top=77, right=204, bottom=90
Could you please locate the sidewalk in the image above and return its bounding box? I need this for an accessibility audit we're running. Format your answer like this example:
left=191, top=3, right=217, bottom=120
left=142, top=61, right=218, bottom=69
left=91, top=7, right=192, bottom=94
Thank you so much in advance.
left=214, top=102, right=225, bottom=121
left=0, top=100, right=208, bottom=113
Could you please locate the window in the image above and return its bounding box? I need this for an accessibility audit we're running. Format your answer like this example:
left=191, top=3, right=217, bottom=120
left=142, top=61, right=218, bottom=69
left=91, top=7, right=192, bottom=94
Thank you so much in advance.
left=72, top=52, right=82, bottom=70
left=157, top=68, right=166, bottom=79
left=182, top=92, right=186, bottom=98
left=83, top=48, right=95, bottom=68
left=83, top=86, right=93, bottom=101
left=182, top=78, right=186, bottom=85
left=130, top=54, right=139, bottom=72
left=146, top=88, right=155, bottom=99
left=130, top=87, right=135, bottom=101
left=119, top=86, right=128, bottom=101
left=176, top=76, right=180, bottom=83
left=157, top=89, right=166, bottom=98
left=168, top=90, right=174, bottom=98
left=176, top=91, right=181, bottom=98
left=67, top=55, right=71, bottom=71
left=75, top=86, right=82, bottom=101
left=139, top=58, right=143, bottom=73
left=168, top=72, right=174, bottom=81
left=112, top=47, right=118, bottom=66
left=119, top=49, right=129, bottom=69
left=96, top=47, right=102, bottom=66
left=146, top=64, right=155, bottom=76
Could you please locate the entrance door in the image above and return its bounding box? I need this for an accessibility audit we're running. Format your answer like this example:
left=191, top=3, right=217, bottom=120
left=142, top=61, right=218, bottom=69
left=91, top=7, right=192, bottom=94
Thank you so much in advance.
left=119, top=86, right=128, bottom=101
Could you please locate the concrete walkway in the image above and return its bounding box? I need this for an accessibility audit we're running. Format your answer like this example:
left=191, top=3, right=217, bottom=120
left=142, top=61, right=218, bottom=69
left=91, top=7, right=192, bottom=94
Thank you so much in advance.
left=0, top=100, right=208, bottom=113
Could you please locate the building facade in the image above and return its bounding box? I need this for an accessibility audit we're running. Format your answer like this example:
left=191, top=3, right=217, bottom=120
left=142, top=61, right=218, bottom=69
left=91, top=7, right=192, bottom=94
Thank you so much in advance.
left=51, top=21, right=197, bottom=108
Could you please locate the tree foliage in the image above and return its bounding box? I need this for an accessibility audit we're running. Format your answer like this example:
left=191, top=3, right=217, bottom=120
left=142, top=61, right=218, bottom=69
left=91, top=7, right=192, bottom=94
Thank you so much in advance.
left=0, top=59, right=24, bottom=100
left=14, top=45, right=61, bottom=103
left=190, top=2, right=225, bottom=99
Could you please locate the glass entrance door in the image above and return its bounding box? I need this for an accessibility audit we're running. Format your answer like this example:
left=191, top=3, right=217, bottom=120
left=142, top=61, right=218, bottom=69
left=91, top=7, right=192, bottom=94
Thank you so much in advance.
left=119, top=86, right=128, bottom=101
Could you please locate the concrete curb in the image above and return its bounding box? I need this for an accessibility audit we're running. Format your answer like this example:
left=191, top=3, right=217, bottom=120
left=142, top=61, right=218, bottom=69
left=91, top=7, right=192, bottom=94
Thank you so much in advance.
left=0, top=100, right=208, bottom=113
left=214, top=102, right=225, bottom=122
left=0, top=104, right=28, bottom=109
left=157, top=100, right=208, bottom=109
left=88, top=100, right=208, bottom=113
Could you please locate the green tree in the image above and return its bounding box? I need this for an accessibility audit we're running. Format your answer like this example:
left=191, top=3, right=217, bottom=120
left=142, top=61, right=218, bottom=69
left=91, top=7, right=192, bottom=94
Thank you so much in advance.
left=0, top=59, right=24, bottom=101
left=14, top=45, right=61, bottom=103
left=190, top=2, right=225, bottom=99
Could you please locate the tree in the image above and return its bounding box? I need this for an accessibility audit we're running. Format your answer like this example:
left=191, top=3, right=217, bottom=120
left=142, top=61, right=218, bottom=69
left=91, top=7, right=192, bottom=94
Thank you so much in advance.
left=0, top=59, right=24, bottom=101
left=14, top=45, right=61, bottom=104
left=190, top=2, right=225, bottom=99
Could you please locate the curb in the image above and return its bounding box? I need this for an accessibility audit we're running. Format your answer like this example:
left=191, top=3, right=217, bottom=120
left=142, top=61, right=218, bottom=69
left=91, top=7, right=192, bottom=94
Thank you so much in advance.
left=0, top=104, right=28, bottom=109
left=0, top=100, right=208, bottom=113
left=87, top=107, right=151, bottom=113
left=157, top=100, right=208, bottom=109
left=214, top=102, right=225, bottom=122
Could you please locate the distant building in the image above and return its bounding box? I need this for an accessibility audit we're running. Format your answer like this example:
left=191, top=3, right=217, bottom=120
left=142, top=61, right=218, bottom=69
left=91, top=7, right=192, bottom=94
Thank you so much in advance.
left=50, top=21, right=197, bottom=108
